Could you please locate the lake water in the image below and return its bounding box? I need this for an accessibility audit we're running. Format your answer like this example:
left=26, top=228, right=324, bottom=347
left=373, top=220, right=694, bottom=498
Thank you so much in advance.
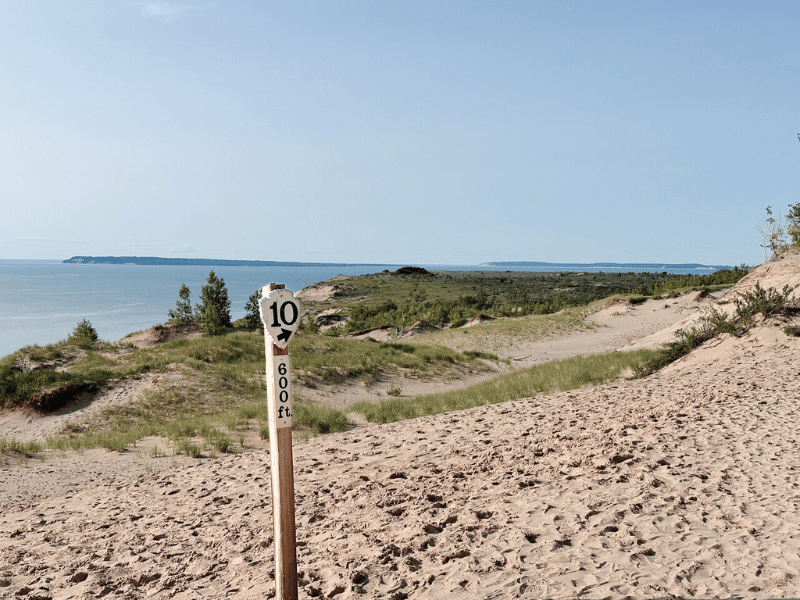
left=0, top=260, right=732, bottom=358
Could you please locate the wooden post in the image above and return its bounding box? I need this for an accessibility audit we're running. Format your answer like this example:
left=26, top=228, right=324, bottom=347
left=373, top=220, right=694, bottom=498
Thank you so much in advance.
left=261, top=283, right=299, bottom=600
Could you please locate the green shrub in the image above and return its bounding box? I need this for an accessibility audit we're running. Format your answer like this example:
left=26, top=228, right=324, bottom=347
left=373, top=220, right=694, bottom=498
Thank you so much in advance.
left=463, top=350, right=500, bottom=361
left=759, top=203, right=800, bottom=259
left=784, top=325, right=800, bottom=337
left=299, top=315, right=320, bottom=334
left=323, top=325, right=344, bottom=337
left=69, top=319, right=99, bottom=349
left=733, top=283, right=796, bottom=323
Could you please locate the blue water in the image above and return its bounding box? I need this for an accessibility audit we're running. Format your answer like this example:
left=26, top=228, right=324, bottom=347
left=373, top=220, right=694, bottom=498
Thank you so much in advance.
left=0, top=260, right=732, bottom=358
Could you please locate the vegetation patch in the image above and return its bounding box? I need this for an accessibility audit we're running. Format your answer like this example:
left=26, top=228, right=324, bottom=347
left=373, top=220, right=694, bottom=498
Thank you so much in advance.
left=0, top=438, right=43, bottom=458
left=392, top=266, right=432, bottom=276
left=302, top=267, right=750, bottom=336
left=4, top=327, right=486, bottom=452
left=292, top=334, right=496, bottom=385
left=351, top=349, right=658, bottom=424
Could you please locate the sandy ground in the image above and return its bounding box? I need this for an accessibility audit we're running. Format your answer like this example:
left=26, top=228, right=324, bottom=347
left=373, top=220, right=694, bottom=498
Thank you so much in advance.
left=2, top=253, right=800, bottom=599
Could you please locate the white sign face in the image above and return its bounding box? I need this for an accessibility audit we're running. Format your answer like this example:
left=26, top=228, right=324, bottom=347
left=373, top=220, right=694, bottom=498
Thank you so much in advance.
left=259, top=289, right=302, bottom=349
left=271, top=355, right=293, bottom=429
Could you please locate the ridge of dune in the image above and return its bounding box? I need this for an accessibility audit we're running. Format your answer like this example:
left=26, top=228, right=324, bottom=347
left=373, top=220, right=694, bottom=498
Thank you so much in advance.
left=2, top=257, right=800, bottom=599
left=725, top=248, right=800, bottom=299
left=622, top=250, right=800, bottom=353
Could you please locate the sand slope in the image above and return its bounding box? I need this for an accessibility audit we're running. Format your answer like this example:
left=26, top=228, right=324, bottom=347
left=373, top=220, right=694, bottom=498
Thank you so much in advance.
left=2, top=256, right=800, bottom=599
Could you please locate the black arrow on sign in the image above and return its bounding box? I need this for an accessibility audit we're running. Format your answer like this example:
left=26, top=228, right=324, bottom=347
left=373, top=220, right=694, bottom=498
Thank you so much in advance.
left=277, top=328, right=292, bottom=343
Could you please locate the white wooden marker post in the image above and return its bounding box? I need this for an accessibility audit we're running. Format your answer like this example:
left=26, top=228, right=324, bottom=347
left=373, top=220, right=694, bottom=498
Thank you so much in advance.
left=259, top=284, right=302, bottom=600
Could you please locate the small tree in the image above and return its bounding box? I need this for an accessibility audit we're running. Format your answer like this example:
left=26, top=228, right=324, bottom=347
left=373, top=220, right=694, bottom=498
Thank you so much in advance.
left=69, top=319, right=99, bottom=349
left=199, top=271, right=231, bottom=336
left=243, top=289, right=263, bottom=330
left=167, top=284, right=198, bottom=324
left=759, top=204, right=800, bottom=260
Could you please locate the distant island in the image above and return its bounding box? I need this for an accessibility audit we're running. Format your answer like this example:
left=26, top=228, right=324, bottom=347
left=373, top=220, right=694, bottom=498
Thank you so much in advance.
left=63, top=256, right=400, bottom=267
left=62, top=256, right=737, bottom=272
left=480, top=261, right=734, bottom=271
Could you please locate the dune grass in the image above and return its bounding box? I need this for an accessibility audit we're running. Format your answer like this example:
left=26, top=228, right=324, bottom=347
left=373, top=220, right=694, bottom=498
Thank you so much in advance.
left=6, top=340, right=658, bottom=455
left=409, top=305, right=592, bottom=353
left=351, top=348, right=659, bottom=424
left=291, top=334, right=498, bottom=383
left=3, top=329, right=497, bottom=407
left=0, top=438, right=43, bottom=457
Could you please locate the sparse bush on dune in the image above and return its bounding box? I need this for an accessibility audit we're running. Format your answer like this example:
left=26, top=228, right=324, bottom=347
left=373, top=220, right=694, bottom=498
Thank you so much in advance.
left=635, top=282, right=799, bottom=377
left=760, top=203, right=800, bottom=260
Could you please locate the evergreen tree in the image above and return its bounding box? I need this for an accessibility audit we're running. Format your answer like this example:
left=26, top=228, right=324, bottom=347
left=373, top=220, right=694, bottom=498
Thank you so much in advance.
left=199, top=271, right=231, bottom=336
left=69, top=319, right=99, bottom=349
left=243, top=289, right=263, bottom=330
left=167, top=284, right=197, bottom=324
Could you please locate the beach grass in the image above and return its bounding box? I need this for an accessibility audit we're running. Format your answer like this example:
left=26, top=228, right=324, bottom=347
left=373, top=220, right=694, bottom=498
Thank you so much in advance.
left=350, top=348, right=659, bottom=424
left=407, top=305, right=592, bottom=353
left=0, top=437, right=44, bottom=457
left=41, top=396, right=352, bottom=455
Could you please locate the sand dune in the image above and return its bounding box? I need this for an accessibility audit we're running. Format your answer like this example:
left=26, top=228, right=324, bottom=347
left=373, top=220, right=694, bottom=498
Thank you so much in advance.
left=2, top=254, right=800, bottom=599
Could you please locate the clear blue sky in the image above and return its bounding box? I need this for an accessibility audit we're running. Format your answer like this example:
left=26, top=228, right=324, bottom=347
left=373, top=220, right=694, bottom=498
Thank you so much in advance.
left=2, top=1, right=798, bottom=266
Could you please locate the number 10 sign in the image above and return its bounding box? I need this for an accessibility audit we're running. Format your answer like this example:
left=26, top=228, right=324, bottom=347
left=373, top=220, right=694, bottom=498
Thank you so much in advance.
left=260, top=287, right=302, bottom=349
left=259, top=286, right=302, bottom=430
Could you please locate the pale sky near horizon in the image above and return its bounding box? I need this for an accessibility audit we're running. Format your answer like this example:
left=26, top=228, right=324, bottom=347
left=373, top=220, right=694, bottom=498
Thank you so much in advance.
left=2, top=1, right=798, bottom=266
